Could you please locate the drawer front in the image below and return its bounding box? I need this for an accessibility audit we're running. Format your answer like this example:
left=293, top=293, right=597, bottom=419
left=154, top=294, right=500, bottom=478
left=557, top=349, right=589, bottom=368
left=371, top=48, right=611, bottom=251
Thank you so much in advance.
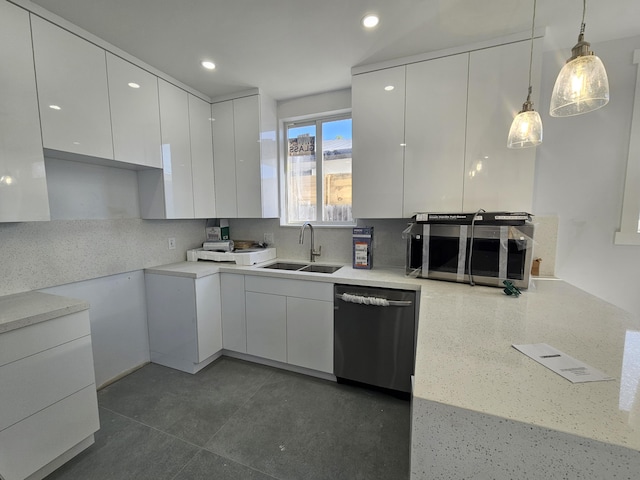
left=0, top=385, right=99, bottom=480
left=0, top=310, right=91, bottom=367
left=245, top=275, right=333, bottom=301
left=0, top=336, right=96, bottom=432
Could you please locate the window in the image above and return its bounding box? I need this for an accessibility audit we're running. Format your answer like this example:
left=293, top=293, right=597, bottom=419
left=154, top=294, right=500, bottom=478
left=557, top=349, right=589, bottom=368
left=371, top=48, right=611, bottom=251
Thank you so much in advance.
left=615, top=49, right=640, bottom=245
left=284, top=115, right=353, bottom=225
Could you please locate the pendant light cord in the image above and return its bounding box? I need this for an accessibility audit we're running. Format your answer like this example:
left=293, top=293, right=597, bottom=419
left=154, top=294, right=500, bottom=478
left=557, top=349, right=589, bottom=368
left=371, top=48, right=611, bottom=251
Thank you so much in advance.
left=526, top=0, right=537, bottom=93
left=580, top=0, right=586, bottom=36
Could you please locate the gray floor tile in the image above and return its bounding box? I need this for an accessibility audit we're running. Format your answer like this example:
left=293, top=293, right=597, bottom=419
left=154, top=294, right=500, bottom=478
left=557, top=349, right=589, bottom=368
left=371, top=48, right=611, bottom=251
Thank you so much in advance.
left=204, top=373, right=411, bottom=480
left=46, top=407, right=199, bottom=480
left=98, top=359, right=277, bottom=446
left=174, top=450, right=277, bottom=480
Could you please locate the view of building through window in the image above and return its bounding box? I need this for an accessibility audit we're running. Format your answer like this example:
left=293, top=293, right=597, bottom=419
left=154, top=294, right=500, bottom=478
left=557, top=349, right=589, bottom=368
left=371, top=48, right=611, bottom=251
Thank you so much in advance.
left=285, top=116, right=353, bottom=225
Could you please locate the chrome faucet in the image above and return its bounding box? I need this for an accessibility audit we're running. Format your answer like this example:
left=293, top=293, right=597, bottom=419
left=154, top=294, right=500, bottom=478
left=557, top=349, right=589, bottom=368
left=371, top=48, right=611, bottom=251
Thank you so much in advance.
left=299, top=222, right=321, bottom=262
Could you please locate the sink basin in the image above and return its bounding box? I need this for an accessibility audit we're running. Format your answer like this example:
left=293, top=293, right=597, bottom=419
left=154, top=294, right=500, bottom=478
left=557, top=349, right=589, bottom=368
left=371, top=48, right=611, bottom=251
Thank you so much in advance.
left=260, top=262, right=341, bottom=274
left=299, top=264, right=342, bottom=274
left=260, top=262, right=308, bottom=271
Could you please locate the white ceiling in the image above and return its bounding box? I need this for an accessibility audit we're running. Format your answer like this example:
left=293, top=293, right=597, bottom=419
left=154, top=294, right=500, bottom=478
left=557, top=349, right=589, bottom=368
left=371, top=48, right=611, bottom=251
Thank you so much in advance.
left=27, top=0, right=640, bottom=101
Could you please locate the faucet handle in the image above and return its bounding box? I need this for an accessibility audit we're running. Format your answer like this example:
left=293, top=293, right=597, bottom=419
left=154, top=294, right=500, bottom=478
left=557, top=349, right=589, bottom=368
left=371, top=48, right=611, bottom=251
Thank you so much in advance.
left=313, top=245, right=322, bottom=258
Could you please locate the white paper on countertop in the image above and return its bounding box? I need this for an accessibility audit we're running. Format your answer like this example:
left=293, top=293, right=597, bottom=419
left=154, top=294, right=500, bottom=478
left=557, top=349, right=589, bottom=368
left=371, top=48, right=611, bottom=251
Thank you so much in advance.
left=512, top=343, right=615, bottom=383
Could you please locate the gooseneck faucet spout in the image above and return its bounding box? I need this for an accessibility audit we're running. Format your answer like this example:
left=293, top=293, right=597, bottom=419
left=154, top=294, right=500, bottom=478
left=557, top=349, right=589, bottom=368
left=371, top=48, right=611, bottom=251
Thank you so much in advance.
left=299, top=222, right=321, bottom=262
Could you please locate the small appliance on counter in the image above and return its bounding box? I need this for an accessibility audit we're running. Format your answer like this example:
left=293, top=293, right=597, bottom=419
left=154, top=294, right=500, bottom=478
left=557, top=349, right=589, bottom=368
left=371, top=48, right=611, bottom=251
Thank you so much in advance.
left=405, top=211, right=535, bottom=288
left=187, top=246, right=276, bottom=265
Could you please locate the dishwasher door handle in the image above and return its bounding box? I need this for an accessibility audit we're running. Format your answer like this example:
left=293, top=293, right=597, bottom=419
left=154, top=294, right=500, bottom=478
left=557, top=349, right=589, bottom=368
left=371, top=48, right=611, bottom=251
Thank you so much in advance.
left=335, top=293, right=413, bottom=307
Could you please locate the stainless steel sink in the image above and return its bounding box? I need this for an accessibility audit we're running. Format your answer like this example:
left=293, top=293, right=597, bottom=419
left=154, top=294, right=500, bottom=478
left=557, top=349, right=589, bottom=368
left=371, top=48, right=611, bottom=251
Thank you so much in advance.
left=260, top=262, right=341, bottom=274
left=299, top=264, right=342, bottom=274
left=260, top=262, right=308, bottom=271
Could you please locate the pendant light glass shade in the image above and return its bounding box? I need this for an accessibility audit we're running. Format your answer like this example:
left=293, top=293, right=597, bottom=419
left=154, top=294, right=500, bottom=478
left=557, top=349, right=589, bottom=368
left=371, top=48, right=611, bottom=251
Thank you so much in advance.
left=549, top=0, right=609, bottom=117
left=507, top=0, right=541, bottom=149
left=508, top=107, right=543, bottom=149
left=549, top=52, right=609, bottom=116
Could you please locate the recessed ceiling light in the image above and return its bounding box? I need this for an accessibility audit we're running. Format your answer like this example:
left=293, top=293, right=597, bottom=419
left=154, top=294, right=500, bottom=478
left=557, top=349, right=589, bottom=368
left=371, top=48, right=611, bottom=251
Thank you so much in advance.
left=201, top=60, right=216, bottom=70
left=362, top=14, right=379, bottom=29
left=128, top=82, right=140, bottom=89
left=384, top=85, right=395, bottom=91
left=49, top=105, right=61, bottom=110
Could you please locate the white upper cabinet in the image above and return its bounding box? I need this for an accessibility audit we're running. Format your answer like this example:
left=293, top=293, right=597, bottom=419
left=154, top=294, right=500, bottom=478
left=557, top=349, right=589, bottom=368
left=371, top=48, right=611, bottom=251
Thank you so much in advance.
left=403, top=54, right=469, bottom=216
left=157, top=79, right=194, bottom=218
left=189, top=95, right=216, bottom=218
left=0, top=2, right=50, bottom=222
left=31, top=15, right=113, bottom=160
left=212, top=94, right=278, bottom=218
left=106, top=53, right=162, bottom=168
left=352, top=66, right=406, bottom=219
left=463, top=39, right=542, bottom=213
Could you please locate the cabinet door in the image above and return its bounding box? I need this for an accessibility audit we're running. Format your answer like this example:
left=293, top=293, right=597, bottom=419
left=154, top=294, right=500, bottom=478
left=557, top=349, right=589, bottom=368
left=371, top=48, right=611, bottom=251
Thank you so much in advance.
left=31, top=15, right=113, bottom=160
left=352, top=66, right=406, bottom=218
left=0, top=2, right=50, bottom=222
left=234, top=95, right=262, bottom=218
left=220, top=273, right=247, bottom=353
left=464, top=40, right=541, bottom=212
left=286, top=297, right=333, bottom=373
left=245, top=291, right=286, bottom=362
left=404, top=54, right=468, bottom=216
left=106, top=53, right=162, bottom=168
left=195, top=274, right=222, bottom=362
left=189, top=94, right=216, bottom=218
left=212, top=100, right=238, bottom=217
left=158, top=79, right=194, bottom=218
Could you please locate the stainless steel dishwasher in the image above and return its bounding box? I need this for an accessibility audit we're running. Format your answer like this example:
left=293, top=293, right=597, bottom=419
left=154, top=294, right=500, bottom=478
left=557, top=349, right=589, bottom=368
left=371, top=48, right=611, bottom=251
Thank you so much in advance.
left=334, top=284, right=417, bottom=396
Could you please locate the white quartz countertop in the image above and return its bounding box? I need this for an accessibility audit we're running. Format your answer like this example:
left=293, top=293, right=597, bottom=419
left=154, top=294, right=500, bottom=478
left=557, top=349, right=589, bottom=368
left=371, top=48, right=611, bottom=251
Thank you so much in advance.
left=147, top=259, right=640, bottom=451
left=0, top=291, right=89, bottom=334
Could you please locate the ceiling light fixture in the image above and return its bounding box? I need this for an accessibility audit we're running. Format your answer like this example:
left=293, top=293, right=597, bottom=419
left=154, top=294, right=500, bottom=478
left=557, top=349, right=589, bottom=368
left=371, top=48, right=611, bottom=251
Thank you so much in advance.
left=384, top=85, right=395, bottom=91
left=507, top=0, right=542, bottom=149
left=128, top=82, right=140, bottom=89
left=362, top=14, right=379, bottom=29
left=201, top=60, right=216, bottom=70
left=549, top=0, right=609, bottom=117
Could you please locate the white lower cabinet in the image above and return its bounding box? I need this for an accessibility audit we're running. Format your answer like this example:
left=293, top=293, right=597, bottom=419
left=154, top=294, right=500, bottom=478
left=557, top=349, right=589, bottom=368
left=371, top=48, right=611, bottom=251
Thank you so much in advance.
left=286, top=296, right=334, bottom=373
left=243, top=275, right=334, bottom=374
left=220, top=273, right=247, bottom=353
left=145, top=273, right=222, bottom=373
left=0, top=310, right=99, bottom=480
left=245, top=291, right=287, bottom=362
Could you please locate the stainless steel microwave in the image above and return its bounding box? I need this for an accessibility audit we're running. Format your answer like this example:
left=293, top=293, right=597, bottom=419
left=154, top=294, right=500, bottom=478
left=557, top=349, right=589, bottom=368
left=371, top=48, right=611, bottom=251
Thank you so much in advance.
left=405, top=221, right=535, bottom=288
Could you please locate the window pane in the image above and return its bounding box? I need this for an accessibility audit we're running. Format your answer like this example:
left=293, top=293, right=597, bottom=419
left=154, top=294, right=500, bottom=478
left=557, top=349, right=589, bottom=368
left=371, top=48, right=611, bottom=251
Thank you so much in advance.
left=322, top=118, right=352, bottom=222
left=287, top=124, right=316, bottom=222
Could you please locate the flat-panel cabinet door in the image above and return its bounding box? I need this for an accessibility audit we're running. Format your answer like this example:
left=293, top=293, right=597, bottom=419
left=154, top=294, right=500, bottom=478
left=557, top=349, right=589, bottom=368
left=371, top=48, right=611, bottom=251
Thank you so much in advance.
left=0, top=2, right=50, bottom=222
left=31, top=15, right=113, bottom=160
left=106, top=53, right=162, bottom=168
left=286, top=297, right=333, bottom=373
left=195, top=274, right=222, bottom=362
left=189, top=94, right=216, bottom=218
left=404, top=54, right=468, bottom=216
left=352, top=66, right=406, bottom=218
left=245, top=291, right=286, bottom=363
left=158, top=79, right=194, bottom=218
left=233, top=95, right=262, bottom=218
left=464, top=39, right=541, bottom=212
left=212, top=100, right=237, bottom=217
left=220, top=274, right=247, bottom=353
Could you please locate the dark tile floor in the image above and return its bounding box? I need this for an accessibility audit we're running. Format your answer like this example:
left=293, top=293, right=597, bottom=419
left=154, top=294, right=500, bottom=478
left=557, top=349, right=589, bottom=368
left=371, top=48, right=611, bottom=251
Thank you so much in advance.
left=46, top=357, right=411, bottom=480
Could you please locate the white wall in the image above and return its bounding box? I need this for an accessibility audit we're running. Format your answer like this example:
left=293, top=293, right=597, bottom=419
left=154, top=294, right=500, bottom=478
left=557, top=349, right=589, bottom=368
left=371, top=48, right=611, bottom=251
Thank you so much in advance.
left=534, top=34, right=640, bottom=316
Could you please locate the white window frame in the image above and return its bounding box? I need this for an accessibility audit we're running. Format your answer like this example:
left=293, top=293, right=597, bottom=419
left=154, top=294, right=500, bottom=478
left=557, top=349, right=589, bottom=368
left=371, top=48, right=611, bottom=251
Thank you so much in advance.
left=280, top=113, right=355, bottom=227
left=615, top=49, right=640, bottom=245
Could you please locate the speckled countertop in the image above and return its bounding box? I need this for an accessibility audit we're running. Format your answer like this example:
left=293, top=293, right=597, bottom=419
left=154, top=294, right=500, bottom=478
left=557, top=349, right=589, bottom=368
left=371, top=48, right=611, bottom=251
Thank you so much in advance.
left=0, top=291, right=89, bottom=334
left=151, top=259, right=640, bottom=451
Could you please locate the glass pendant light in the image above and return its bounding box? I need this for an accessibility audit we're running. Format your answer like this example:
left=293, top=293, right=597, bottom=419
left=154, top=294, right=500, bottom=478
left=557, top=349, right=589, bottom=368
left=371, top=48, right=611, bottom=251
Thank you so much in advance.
left=549, top=0, right=609, bottom=117
left=507, top=0, right=542, bottom=149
